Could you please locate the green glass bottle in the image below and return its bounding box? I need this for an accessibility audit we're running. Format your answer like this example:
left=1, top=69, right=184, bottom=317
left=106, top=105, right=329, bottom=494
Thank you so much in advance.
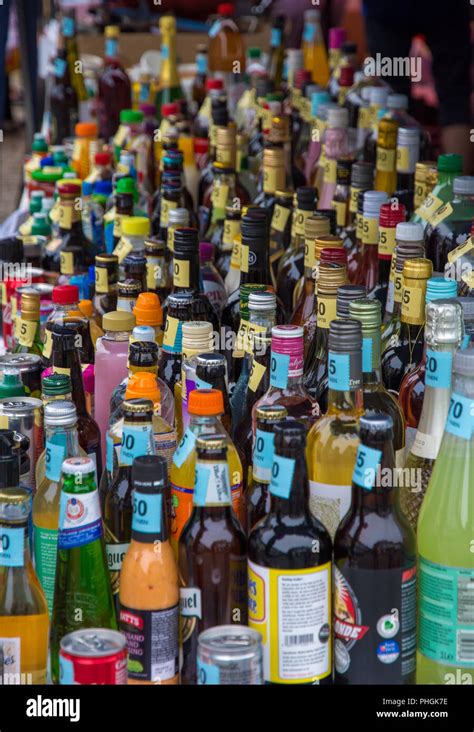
left=50, top=456, right=116, bottom=683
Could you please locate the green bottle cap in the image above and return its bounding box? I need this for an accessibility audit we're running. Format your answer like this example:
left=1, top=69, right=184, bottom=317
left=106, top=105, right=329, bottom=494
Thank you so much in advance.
left=120, top=109, right=144, bottom=125
left=32, top=135, right=48, bottom=153
left=116, top=176, right=137, bottom=196
left=42, top=373, right=72, bottom=397
left=0, top=368, right=26, bottom=399
left=437, top=154, right=463, bottom=173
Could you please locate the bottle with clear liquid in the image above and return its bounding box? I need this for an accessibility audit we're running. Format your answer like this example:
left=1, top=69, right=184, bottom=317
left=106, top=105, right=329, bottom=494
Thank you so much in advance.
left=0, top=444, right=49, bottom=685
left=417, top=349, right=474, bottom=683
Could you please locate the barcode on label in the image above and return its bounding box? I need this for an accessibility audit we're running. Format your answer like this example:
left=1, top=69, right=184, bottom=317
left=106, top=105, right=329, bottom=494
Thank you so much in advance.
left=457, top=630, right=474, bottom=661
left=284, top=634, right=314, bottom=647
left=457, top=577, right=474, bottom=624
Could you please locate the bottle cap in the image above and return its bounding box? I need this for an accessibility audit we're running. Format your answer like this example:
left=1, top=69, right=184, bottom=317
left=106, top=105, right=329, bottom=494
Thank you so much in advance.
left=206, top=79, right=224, bottom=91
left=57, top=180, right=81, bottom=197
left=0, top=368, right=24, bottom=391
left=327, top=107, right=349, bottom=129
left=133, top=293, right=163, bottom=327
left=296, top=186, right=317, bottom=209
left=351, top=162, right=374, bottom=189
left=255, top=404, right=288, bottom=422
left=129, top=340, right=158, bottom=367
left=249, top=290, right=276, bottom=311
left=336, top=158, right=353, bottom=185
left=188, top=388, right=223, bottom=416
left=161, top=102, right=180, bottom=117
left=329, top=27, right=346, bottom=49
left=402, top=257, right=432, bottom=280
left=218, top=3, right=235, bottom=15
left=320, top=247, right=347, bottom=266
left=75, top=122, right=97, bottom=138
left=388, top=93, right=408, bottom=110
left=123, top=397, right=154, bottom=416
left=78, top=300, right=93, bottom=318
left=426, top=277, right=458, bottom=303
left=119, top=109, right=144, bottom=125
left=168, top=208, right=190, bottom=227
left=453, top=348, right=474, bottom=376
left=437, top=154, right=463, bottom=173
left=359, top=411, right=393, bottom=442
left=52, top=285, right=79, bottom=305
left=132, top=454, right=167, bottom=489
left=42, top=373, right=72, bottom=397
left=182, top=321, right=214, bottom=352
left=0, top=486, right=30, bottom=520
left=117, top=280, right=142, bottom=297
left=102, top=311, right=136, bottom=332
left=93, top=180, right=112, bottom=197
left=173, top=227, right=199, bottom=254
left=125, top=373, right=160, bottom=403
left=116, top=177, right=136, bottom=196
left=369, top=86, right=388, bottom=106
left=62, top=456, right=95, bottom=476
left=196, top=434, right=227, bottom=455
left=395, top=222, right=424, bottom=242
left=305, top=215, right=331, bottom=240
left=44, top=400, right=77, bottom=427
left=363, top=190, right=388, bottom=218
left=132, top=325, right=156, bottom=343
left=348, top=297, right=381, bottom=330
left=328, top=317, right=362, bottom=353
left=317, top=262, right=347, bottom=293
left=120, top=216, right=150, bottom=237
left=425, top=299, right=464, bottom=346
left=195, top=353, right=227, bottom=381
left=95, top=152, right=111, bottom=166
left=394, top=241, right=426, bottom=272
left=453, top=176, right=474, bottom=196
left=379, top=202, right=406, bottom=228
left=337, top=285, right=367, bottom=319
left=397, top=126, right=419, bottom=146
left=339, top=65, right=354, bottom=87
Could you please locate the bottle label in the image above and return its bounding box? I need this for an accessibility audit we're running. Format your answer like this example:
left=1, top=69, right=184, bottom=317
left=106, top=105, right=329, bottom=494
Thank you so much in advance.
left=33, top=525, right=57, bottom=610
left=352, top=445, right=383, bottom=490
left=58, top=204, right=73, bottom=230
left=45, top=434, right=68, bottom=483
left=120, top=604, right=179, bottom=682
left=173, top=259, right=190, bottom=288
left=309, top=480, right=352, bottom=541
left=294, top=209, right=312, bottom=238
left=414, top=193, right=443, bottom=222
left=0, top=527, right=24, bottom=567
left=445, top=393, right=474, bottom=440
left=396, top=145, right=411, bottom=173
left=270, top=455, right=295, bottom=499
left=448, top=236, right=474, bottom=264
left=180, top=587, right=202, bottom=619
left=132, top=491, right=162, bottom=535
left=349, top=186, right=362, bottom=213
left=425, top=350, right=453, bottom=389
left=0, top=638, right=21, bottom=681
left=328, top=351, right=362, bottom=392
left=418, top=557, right=474, bottom=668
left=43, top=328, right=53, bottom=359
left=240, top=244, right=250, bottom=274
left=334, top=564, right=416, bottom=683
left=105, top=37, right=118, bottom=58
left=121, top=425, right=154, bottom=466
left=317, top=296, right=337, bottom=330
left=378, top=226, right=396, bottom=260
left=361, top=216, right=379, bottom=244
left=60, top=251, right=74, bottom=275
left=253, top=429, right=275, bottom=482
left=194, top=461, right=231, bottom=507
left=106, top=541, right=130, bottom=572
left=113, top=237, right=134, bottom=263
left=58, top=489, right=102, bottom=549
left=411, top=430, right=441, bottom=461
left=376, top=148, right=396, bottom=172
left=271, top=205, right=290, bottom=234
left=429, top=202, right=453, bottom=230
left=263, top=166, right=285, bottom=195
left=401, top=285, right=424, bottom=325
left=95, top=267, right=109, bottom=293
left=248, top=560, right=332, bottom=683
left=332, top=200, right=347, bottom=228
left=173, top=428, right=197, bottom=468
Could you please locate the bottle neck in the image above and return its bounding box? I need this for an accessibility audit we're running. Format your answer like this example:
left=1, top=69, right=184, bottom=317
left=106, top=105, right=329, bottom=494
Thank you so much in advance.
left=352, top=438, right=398, bottom=514
left=173, top=250, right=200, bottom=293
left=52, top=346, right=88, bottom=415
left=327, top=349, right=364, bottom=413
left=131, top=487, right=169, bottom=543
left=45, top=422, right=81, bottom=455
left=271, top=447, right=311, bottom=518
left=361, top=328, right=382, bottom=384
left=160, top=30, right=180, bottom=88
left=240, top=238, right=271, bottom=284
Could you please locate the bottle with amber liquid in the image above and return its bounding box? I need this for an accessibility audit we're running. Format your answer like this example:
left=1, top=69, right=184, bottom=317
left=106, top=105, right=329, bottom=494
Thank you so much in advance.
left=13, top=291, right=43, bottom=357
left=45, top=181, right=94, bottom=276
left=97, top=26, right=131, bottom=141
left=172, top=228, right=219, bottom=333
left=344, top=162, right=374, bottom=282
left=50, top=41, right=78, bottom=145
left=145, top=237, right=172, bottom=303
left=178, top=435, right=247, bottom=685
left=381, top=258, right=432, bottom=395
left=93, top=254, right=119, bottom=329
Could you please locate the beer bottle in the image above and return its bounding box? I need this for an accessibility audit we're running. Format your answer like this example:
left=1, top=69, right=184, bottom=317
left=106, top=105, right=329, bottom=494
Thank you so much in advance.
left=334, top=412, right=417, bottom=684
left=179, top=434, right=247, bottom=685
left=248, top=420, right=332, bottom=684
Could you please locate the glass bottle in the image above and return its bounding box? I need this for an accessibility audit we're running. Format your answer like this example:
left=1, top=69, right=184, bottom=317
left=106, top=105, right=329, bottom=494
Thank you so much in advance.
left=215, top=206, right=241, bottom=281
left=318, top=107, right=349, bottom=211
left=119, top=455, right=179, bottom=685
left=344, top=162, right=374, bottom=282
left=158, top=292, right=195, bottom=394
left=370, top=201, right=406, bottom=316
left=165, top=207, right=190, bottom=262
left=291, top=216, right=332, bottom=328
left=248, top=420, right=332, bottom=685
left=178, top=434, right=247, bottom=685
left=97, top=26, right=132, bottom=141
left=199, top=242, right=226, bottom=320
left=374, top=117, right=399, bottom=196
left=331, top=158, right=353, bottom=236
left=104, top=399, right=155, bottom=615
left=46, top=181, right=94, bottom=277
left=399, top=299, right=464, bottom=531
left=50, top=43, right=78, bottom=145
left=268, top=190, right=293, bottom=288
left=394, top=127, right=420, bottom=216
left=93, top=254, right=119, bottom=329
left=60, top=9, right=87, bottom=105
left=194, top=353, right=231, bottom=434
left=412, top=153, right=463, bottom=230
left=0, top=481, right=49, bottom=685
left=349, top=299, right=406, bottom=466
left=417, top=349, right=474, bottom=683
left=50, top=456, right=116, bottom=683
left=254, top=325, right=321, bottom=434
left=13, top=291, right=43, bottom=357
left=155, top=15, right=185, bottom=117
left=144, top=237, right=171, bottom=304
left=302, top=8, right=329, bottom=87
left=191, top=44, right=208, bottom=118
left=178, top=322, right=215, bottom=437
left=307, top=318, right=365, bottom=540
left=334, top=412, right=417, bottom=685
left=269, top=15, right=285, bottom=87
left=354, top=190, right=388, bottom=291
left=33, top=401, right=83, bottom=613
left=381, top=258, right=432, bottom=395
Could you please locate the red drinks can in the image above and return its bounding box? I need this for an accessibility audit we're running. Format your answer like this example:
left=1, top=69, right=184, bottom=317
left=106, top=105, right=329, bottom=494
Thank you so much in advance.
left=59, top=629, right=128, bottom=685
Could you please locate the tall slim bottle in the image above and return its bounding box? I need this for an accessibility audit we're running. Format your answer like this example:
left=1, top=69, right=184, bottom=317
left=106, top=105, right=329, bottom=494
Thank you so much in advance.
left=98, top=26, right=132, bottom=141
left=248, top=420, right=332, bottom=685
left=307, top=318, right=364, bottom=540
left=417, top=349, right=474, bottom=683
left=156, top=15, right=185, bottom=117
left=50, top=457, right=116, bottom=683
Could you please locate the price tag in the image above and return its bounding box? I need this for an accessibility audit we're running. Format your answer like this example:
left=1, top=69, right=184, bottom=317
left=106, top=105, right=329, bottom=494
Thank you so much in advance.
left=253, top=429, right=275, bottom=482
left=378, top=226, right=397, bottom=259
left=304, top=237, right=316, bottom=269
left=163, top=315, right=181, bottom=352
left=317, top=296, right=337, bottom=329
left=18, top=319, right=36, bottom=348
left=248, top=360, right=266, bottom=392
left=362, top=337, right=373, bottom=373
left=113, top=125, right=128, bottom=148
left=425, top=350, right=453, bottom=389
left=160, top=198, right=177, bottom=228
left=197, top=659, right=220, bottom=685
left=60, top=251, right=74, bottom=275
left=294, top=208, right=312, bottom=238
left=446, top=393, right=473, bottom=440
left=323, top=159, right=337, bottom=185
left=263, top=167, right=284, bottom=195
left=132, top=491, right=162, bottom=534
left=223, top=219, right=240, bottom=247
left=173, top=428, right=197, bottom=468
left=414, top=194, right=443, bottom=222
left=95, top=267, right=109, bottom=293
left=106, top=433, right=114, bottom=473
left=45, top=438, right=67, bottom=482
left=230, top=239, right=241, bottom=270
left=173, top=259, right=190, bottom=288
left=401, top=286, right=424, bottom=324
left=43, top=329, right=53, bottom=359
left=357, top=107, right=371, bottom=130
left=362, top=217, right=379, bottom=244
left=270, top=351, right=290, bottom=389
left=211, top=181, right=229, bottom=212
left=393, top=271, right=403, bottom=303
left=271, top=205, right=290, bottom=233
left=332, top=200, right=347, bottom=228
left=352, top=444, right=382, bottom=490
left=121, top=427, right=153, bottom=465
left=356, top=213, right=364, bottom=240
left=19, top=218, right=32, bottom=236
left=328, top=351, right=350, bottom=391
left=0, top=282, right=6, bottom=306
left=349, top=186, right=362, bottom=214
left=429, top=203, right=453, bottom=230
left=448, top=237, right=473, bottom=264
left=49, top=199, right=61, bottom=223
left=113, top=237, right=134, bottom=263
left=396, top=145, right=410, bottom=173
left=414, top=182, right=427, bottom=210
left=270, top=454, right=295, bottom=499
left=240, top=244, right=249, bottom=274
left=58, top=204, right=73, bottom=230
left=0, top=527, right=24, bottom=567
left=376, top=148, right=396, bottom=173
left=462, top=271, right=474, bottom=290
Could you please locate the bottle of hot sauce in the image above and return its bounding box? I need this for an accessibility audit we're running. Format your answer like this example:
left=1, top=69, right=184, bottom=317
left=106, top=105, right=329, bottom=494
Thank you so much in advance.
left=120, top=455, right=179, bottom=685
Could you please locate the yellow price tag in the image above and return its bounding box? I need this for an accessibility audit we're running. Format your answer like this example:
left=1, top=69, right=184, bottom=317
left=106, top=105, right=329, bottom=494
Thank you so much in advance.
left=0, top=283, right=6, bottom=306
left=317, top=296, right=337, bottom=329
left=60, top=251, right=74, bottom=275
left=394, top=271, right=403, bottom=303
left=211, top=181, right=229, bottom=212
left=0, top=413, right=8, bottom=429
left=113, top=237, right=134, bottom=263
left=323, top=159, right=337, bottom=185
left=95, top=267, right=109, bottom=293
left=223, top=219, right=240, bottom=248
left=401, top=286, right=424, bottom=324
left=271, top=205, right=290, bottom=234
left=396, top=146, right=410, bottom=173
left=294, top=208, right=312, bottom=238
left=428, top=202, right=453, bottom=230
left=414, top=194, right=443, bottom=222
left=248, top=359, right=267, bottom=392
left=18, top=319, right=37, bottom=348
left=113, top=125, right=128, bottom=148
left=378, top=226, right=397, bottom=258
left=43, top=328, right=53, bottom=359
left=376, top=148, right=396, bottom=172
left=18, top=217, right=32, bottom=236
left=163, top=316, right=179, bottom=349
left=448, top=237, right=474, bottom=264
left=160, top=198, right=177, bottom=228
left=349, top=186, right=362, bottom=214
left=59, top=204, right=73, bottom=230
left=230, top=239, right=241, bottom=270
left=332, top=200, right=347, bottom=228
left=240, top=244, right=249, bottom=274
left=362, top=217, right=379, bottom=244
left=48, top=199, right=61, bottom=223
left=53, top=366, right=71, bottom=376
left=357, top=107, right=371, bottom=130
left=173, top=259, right=190, bottom=288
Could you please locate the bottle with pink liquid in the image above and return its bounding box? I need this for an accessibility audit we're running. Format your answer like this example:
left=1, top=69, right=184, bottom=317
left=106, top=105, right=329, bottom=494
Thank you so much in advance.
left=252, top=325, right=321, bottom=437
left=318, top=107, right=349, bottom=211
left=95, top=310, right=136, bottom=461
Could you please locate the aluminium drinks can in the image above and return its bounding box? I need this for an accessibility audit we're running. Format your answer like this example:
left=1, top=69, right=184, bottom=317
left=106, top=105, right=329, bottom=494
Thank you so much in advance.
left=0, top=353, right=43, bottom=399
left=0, top=397, right=44, bottom=489
left=197, top=625, right=264, bottom=685
left=59, top=629, right=128, bottom=685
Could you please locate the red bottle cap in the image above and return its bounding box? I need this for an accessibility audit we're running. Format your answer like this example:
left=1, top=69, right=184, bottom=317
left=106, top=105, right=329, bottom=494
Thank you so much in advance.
left=329, top=27, right=346, bottom=49
left=379, top=202, right=407, bottom=228
left=194, top=138, right=209, bottom=154
left=320, top=247, right=348, bottom=265
left=161, top=102, right=180, bottom=117
left=94, top=152, right=111, bottom=166
left=206, top=78, right=224, bottom=91
left=57, top=181, right=81, bottom=196
left=339, top=65, right=354, bottom=87
left=217, top=3, right=235, bottom=16
left=295, top=69, right=312, bottom=89
left=52, top=285, right=79, bottom=305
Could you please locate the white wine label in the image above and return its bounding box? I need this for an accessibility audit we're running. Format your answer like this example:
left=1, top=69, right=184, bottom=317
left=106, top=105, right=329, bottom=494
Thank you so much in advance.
left=309, top=481, right=351, bottom=540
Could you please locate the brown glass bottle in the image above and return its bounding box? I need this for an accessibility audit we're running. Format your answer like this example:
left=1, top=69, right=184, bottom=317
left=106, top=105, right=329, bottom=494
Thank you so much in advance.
left=44, top=181, right=94, bottom=274
left=123, top=253, right=147, bottom=292
left=194, top=353, right=232, bottom=434
left=113, top=191, right=134, bottom=250
left=159, top=292, right=198, bottom=394
left=50, top=44, right=78, bottom=144
left=51, top=323, right=102, bottom=478
left=144, top=238, right=171, bottom=303
left=93, top=254, right=119, bottom=329
left=178, top=434, right=247, bottom=685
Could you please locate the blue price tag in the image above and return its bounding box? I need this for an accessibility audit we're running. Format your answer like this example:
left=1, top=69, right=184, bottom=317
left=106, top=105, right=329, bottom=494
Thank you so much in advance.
left=195, top=377, right=212, bottom=389
left=62, top=17, right=75, bottom=38
left=105, top=38, right=118, bottom=58
left=271, top=28, right=282, bottom=47
left=461, top=334, right=470, bottom=350
left=425, top=350, right=453, bottom=389
left=194, top=464, right=210, bottom=506
left=446, top=393, right=474, bottom=440
left=54, top=58, right=67, bottom=78
left=0, top=527, right=24, bottom=567
left=105, top=222, right=114, bottom=253
left=59, top=655, right=75, bottom=685
left=270, top=352, right=290, bottom=389
left=328, top=352, right=350, bottom=391
left=121, top=427, right=153, bottom=466
left=173, top=428, right=197, bottom=468
left=45, top=435, right=67, bottom=482
left=106, top=433, right=114, bottom=473
left=161, top=43, right=170, bottom=59
left=352, top=445, right=383, bottom=490
left=132, top=491, right=162, bottom=534
left=253, top=430, right=275, bottom=473
left=197, top=659, right=220, bottom=685
left=303, top=24, right=316, bottom=42
left=197, top=54, right=208, bottom=74
left=362, top=338, right=373, bottom=374
left=270, top=454, right=295, bottom=499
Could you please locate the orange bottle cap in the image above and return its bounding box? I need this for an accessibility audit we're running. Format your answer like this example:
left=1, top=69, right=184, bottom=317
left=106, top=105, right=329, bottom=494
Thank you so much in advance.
left=125, top=372, right=161, bottom=403
left=188, top=388, right=223, bottom=416
left=79, top=300, right=93, bottom=318
left=133, top=292, right=163, bottom=327
left=75, top=122, right=98, bottom=138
